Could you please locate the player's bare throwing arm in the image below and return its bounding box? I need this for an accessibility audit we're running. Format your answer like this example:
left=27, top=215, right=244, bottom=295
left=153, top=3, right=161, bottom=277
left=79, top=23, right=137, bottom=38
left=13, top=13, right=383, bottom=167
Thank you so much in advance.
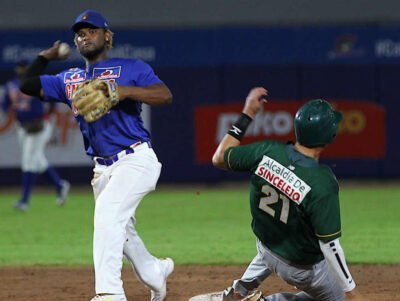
left=206, top=88, right=370, bottom=301
left=20, top=10, right=174, bottom=301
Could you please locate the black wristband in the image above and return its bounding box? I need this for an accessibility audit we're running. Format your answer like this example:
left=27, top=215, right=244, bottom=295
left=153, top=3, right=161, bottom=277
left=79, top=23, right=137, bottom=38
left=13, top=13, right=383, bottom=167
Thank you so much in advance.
left=227, top=113, right=253, bottom=141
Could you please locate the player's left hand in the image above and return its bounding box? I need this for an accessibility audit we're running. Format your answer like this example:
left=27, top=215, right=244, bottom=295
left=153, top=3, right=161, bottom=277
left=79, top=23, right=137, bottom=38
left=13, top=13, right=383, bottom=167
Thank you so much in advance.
left=72, top=79, right=120, bottom=122
left=242, top=87, right=268, bottom=118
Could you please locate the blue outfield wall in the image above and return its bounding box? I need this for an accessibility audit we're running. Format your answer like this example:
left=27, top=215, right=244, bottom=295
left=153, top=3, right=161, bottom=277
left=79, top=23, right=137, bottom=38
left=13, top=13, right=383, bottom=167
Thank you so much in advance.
left=0, top=24, right=399, bottom=184
left=153, top=64, right=389, bottom=182
left=379, top=64, right=400, bottom=178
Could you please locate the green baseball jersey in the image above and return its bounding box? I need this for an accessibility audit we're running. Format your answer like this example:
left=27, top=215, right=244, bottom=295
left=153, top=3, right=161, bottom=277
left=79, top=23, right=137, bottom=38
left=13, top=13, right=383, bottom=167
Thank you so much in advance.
left=224, top=140, right=341, bottom=265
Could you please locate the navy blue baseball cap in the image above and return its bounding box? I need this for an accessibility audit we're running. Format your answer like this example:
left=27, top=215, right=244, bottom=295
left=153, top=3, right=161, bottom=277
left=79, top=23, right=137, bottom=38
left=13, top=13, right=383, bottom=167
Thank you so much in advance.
left=72, top=10, right=109, bottom=32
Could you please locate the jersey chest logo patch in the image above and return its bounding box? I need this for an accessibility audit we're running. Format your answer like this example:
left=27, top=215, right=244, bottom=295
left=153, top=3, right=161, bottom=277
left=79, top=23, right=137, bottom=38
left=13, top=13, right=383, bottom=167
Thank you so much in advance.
left=255, top=155, right=311, bottom=204
left=64, top=71, right=86, bottom=83
left=93, top=66, right=121, bottom=79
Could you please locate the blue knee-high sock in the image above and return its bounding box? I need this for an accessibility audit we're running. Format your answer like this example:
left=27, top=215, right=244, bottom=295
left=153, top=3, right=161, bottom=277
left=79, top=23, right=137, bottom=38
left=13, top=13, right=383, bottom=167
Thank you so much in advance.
left=45, top=166, right=62, bottom=190
left=20, top=172, right=37, bottom=204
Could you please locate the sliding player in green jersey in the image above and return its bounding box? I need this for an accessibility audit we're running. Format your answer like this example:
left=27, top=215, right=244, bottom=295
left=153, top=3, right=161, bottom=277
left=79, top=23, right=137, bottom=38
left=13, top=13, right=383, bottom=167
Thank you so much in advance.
left=212, top=87, right=369, bottom=301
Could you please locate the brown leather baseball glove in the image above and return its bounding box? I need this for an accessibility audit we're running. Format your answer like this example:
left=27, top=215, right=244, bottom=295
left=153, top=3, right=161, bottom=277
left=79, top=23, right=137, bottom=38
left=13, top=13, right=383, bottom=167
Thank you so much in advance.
left=72, top=78, right=120, bottom=122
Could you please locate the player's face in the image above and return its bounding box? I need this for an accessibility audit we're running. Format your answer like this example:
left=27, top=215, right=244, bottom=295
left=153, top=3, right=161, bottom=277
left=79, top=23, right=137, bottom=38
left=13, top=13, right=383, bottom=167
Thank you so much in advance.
left=75, top=28, right=107, bottom=60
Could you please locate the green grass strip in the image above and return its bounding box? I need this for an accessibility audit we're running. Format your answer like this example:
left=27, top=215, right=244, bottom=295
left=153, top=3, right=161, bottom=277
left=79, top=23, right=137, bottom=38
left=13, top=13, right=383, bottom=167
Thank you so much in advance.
left=0, top=185, right=399, bottom=266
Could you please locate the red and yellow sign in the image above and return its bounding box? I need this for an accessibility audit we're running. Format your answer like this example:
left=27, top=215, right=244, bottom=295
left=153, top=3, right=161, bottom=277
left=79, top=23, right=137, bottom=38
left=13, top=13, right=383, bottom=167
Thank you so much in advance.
left=195, top=100, right=386, bottom=164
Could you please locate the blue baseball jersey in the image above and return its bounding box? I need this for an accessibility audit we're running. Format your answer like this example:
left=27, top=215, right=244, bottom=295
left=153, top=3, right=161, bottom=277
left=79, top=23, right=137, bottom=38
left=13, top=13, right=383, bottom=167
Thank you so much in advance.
left=40, top=58, right=163, bottom=157
left=2, top=77, right=45, bottom=124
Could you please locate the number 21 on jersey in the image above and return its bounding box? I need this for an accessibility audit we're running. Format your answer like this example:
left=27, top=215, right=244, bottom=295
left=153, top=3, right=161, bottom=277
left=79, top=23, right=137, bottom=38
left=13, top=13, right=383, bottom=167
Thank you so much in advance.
left=259, top=184, right=290, bottom=224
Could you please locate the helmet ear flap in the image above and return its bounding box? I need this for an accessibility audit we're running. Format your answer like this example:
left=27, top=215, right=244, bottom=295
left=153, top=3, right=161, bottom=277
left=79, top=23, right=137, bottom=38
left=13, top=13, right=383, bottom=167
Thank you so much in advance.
left=334, top=111, right=343, bottom=123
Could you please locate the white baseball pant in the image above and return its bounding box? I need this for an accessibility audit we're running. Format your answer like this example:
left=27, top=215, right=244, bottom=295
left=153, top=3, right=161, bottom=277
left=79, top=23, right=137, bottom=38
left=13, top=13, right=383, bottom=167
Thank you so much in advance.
left=91, top=143, right=165, bottom=295
left=17, top=121, right=52, bottom=172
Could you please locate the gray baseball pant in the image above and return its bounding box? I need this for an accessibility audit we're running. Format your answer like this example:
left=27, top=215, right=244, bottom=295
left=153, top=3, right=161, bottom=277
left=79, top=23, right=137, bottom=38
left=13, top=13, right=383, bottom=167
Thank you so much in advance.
left=232, top=240, right=345, bottom=301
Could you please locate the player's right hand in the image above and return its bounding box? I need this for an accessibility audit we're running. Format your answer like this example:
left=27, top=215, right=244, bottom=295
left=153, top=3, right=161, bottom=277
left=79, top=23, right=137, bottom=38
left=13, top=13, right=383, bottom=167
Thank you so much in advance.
left=39, top=41, right=70, bottom=61
left=242, top=87, right=268, bottom=119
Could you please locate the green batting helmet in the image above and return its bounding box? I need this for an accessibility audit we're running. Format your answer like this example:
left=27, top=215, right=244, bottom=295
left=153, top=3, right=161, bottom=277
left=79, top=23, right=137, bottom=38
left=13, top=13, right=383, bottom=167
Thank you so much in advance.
left=294, top=99, right=343, bottom=147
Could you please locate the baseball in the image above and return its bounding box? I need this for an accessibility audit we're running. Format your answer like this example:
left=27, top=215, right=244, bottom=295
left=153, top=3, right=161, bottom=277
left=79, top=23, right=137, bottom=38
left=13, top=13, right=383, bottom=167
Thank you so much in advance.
left=58, top=42, right=71, bottom=57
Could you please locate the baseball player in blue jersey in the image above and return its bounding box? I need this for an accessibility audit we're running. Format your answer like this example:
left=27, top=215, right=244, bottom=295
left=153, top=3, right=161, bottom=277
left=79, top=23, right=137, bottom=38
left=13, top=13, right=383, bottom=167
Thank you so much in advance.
left=2, top=59, right=70, bottom=211
left=20, top=10, right=174, bottom=301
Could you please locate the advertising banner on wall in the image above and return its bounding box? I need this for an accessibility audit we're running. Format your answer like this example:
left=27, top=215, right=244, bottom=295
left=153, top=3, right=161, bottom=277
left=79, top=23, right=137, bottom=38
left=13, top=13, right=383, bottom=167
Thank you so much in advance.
left=195, top=101, right=386, bottom=164
left=1, top=24, right=400, bottom=70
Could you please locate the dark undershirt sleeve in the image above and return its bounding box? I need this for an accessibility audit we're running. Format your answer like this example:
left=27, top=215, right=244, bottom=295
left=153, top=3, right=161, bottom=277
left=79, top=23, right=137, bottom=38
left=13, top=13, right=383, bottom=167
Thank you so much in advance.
left=19, top=55, right=49, bottom=97
left=20, top=77, right=42, bottom=97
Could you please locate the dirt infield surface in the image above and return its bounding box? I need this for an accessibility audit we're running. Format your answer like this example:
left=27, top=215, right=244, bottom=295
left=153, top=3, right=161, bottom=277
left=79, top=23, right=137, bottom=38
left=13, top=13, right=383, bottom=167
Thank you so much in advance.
left=0, top=265, right=398, bottom=301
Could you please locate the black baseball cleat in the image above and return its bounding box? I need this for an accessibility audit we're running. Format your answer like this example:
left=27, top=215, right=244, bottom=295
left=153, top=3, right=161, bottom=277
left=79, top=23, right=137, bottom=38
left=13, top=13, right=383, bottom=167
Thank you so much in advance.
left=223, top=286, right=263, bottom=301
